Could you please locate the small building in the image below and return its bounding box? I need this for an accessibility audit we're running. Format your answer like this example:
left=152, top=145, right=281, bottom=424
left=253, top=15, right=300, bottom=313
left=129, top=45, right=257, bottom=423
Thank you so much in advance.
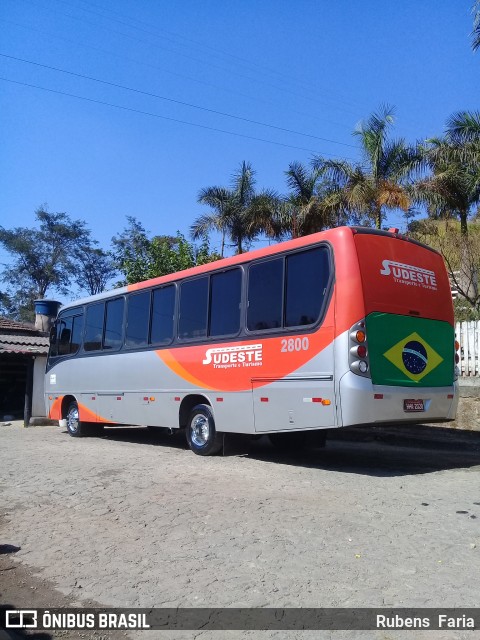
left=0, top=306, right=58, bottom=422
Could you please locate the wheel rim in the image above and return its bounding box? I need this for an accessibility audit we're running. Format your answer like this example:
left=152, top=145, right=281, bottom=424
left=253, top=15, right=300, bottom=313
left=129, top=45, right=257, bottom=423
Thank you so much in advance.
left=190, top=414, right=210, bottom=448
left=67, top=406, right=79, bottom=433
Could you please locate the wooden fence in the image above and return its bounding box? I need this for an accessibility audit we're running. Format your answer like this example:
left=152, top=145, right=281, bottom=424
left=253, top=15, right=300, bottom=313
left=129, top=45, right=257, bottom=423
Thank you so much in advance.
left=455, top=321, right=480, bottom=377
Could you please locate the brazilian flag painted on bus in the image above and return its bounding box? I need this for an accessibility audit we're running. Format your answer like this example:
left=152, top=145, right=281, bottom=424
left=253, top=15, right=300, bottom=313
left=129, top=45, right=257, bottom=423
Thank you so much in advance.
left=366, top=313, right=454, bottom=387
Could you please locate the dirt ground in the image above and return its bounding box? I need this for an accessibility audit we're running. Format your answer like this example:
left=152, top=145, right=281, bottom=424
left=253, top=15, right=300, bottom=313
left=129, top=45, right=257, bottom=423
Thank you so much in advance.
left=1, top=421, right=480, bottom=640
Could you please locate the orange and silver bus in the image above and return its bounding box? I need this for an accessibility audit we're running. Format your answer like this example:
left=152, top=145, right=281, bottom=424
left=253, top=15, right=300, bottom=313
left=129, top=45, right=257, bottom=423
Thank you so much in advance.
left=46, top=226, right=458, bottom=455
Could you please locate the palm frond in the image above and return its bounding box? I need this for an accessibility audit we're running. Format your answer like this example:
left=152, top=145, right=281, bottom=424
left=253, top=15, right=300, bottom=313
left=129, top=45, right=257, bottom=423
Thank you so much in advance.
left=472, top=0, right=480, bottom=51
left=232, top=161, right=255, bottom=206
left=354, top=104, right=395, bottom=176
left=446, top=111, right=480, bottom=144
left=285, top=162, right=318, bottom=202
left=190, top=213, right=225, bottom=240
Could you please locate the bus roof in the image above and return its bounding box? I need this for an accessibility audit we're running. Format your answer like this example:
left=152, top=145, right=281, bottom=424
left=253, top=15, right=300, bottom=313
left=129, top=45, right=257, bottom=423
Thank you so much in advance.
left=58, top=226, right=441, bottom=312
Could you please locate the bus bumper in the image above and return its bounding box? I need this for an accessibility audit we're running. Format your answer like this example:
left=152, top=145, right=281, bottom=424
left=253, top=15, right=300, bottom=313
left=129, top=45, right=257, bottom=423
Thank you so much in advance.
left=338, top=372, right=459, bottom=427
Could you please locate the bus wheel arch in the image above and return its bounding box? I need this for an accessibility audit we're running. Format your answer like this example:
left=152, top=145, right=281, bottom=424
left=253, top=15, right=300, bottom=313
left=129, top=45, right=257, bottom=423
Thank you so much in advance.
left=183, top=400, right=223, bottom=456
left=61, top=395, right=77, bottom=425
left=179, top=394, right=212, bottom=429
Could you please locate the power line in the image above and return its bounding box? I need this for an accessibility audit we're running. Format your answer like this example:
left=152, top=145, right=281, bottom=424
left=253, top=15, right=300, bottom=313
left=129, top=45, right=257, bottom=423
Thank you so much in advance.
left=16, top=0, right=369, bottom=121
left=0, top=76, right=358, bottom=159
left=1, top=16, right=352, bottom=132
left=53, top=0, right=370, bottom=115
left=0, top=53, right=357, bottom=149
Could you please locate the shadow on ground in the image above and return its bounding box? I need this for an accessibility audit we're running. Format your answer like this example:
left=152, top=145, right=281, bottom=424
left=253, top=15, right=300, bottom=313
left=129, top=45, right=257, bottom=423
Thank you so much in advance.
left=58, top=423, right=480, bottom=478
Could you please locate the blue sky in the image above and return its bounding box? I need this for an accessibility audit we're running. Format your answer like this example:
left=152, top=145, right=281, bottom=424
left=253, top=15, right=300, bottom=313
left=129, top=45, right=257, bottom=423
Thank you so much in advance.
left=1, top=0, right=479, bottom=263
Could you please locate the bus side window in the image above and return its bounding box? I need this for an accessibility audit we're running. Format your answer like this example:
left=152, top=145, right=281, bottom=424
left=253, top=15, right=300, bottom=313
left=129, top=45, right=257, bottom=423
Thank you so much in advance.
left=247, top=258, right=283, bottom=331
left=209, top=269, right=242, bottom=337
left=70, top=314, right=83, bottom=353
left=52, top=313, right=84, bottom=357
left=84, top=302, right=105, bottom=352
left=103, top=298, right=125, bottom=350
left=151, top=285, right=175, bottom=344
left=285, top=247, right=330, bottom=327
left=126, top=291, right=150, bottom=348
left=49, top=321, right=59, bottom=358
left=179, top=278, right=208, bottom=339
left=58, top=321, right=72, bottom=356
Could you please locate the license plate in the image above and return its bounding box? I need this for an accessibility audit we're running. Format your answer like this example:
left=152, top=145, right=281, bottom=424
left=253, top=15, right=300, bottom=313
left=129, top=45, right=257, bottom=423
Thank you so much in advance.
left=403, top=399, right=425, bottom=412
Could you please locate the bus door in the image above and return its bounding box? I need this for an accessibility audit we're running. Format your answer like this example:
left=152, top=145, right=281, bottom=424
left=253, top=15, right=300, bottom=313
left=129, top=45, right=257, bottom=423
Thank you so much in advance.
left=251, top=375, right=336, bottom=432
left=250, top=333, right=337, bottom=432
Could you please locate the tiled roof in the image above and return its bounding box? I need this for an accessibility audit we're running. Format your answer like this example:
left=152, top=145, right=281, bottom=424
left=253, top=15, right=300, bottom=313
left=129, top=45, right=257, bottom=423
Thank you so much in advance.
left=0, top=334, right=49, bottom=355
left=0, top=317, right=38, bottom=333
left=0, top=316, right=49, bottom=355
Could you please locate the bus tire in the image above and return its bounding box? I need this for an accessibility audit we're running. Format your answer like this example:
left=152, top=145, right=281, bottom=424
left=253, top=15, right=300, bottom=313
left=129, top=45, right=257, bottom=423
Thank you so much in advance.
left=65, top=401, right=101, bottom=437
left=186, top=404, right=223, bottom=456
left=65, top=400, right=86, bottom=437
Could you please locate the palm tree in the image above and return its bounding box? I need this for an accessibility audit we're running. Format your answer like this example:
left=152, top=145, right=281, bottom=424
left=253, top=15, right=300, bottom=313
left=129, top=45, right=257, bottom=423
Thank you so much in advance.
left=411, top=111, right=480, bottom=307
left=273, top=161, right=352, bottom=238
left=413, top=111, right=480, bottom=237
left=472, top=0, right=480, bottom=51
left=313, top=105, right=419, bottom=229
left=446, top=110, right=480, bottom=144
left=192, top=162, right=279, bottom=254
left=191, top=186, right=233, bottom=257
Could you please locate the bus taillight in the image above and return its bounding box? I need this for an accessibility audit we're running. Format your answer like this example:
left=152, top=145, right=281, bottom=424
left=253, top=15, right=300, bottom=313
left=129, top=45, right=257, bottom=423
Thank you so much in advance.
left=355, top=330, right=366, bottom=343
left=351, top=345, right=367, bottom=359
left=349, top=320, right=370, bottom=377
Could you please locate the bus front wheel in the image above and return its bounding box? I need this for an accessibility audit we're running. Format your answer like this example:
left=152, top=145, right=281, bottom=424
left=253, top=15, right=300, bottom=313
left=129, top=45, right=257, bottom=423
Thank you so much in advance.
left=65, top=401, right=102, bottom=437
left=186, top=404, right=223, bottom=456
left=66, top=401, right=85, bottom=437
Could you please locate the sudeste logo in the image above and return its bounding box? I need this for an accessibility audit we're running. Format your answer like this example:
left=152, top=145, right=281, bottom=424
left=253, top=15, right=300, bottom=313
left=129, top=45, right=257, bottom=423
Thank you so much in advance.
left=380, top=260, right=437, bottom=290
left=202, top=344, right=263, bottom=369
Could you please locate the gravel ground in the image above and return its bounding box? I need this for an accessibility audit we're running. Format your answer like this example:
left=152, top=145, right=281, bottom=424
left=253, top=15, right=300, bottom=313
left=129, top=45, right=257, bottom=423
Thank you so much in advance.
left=1, top=421, right=480, bottom=640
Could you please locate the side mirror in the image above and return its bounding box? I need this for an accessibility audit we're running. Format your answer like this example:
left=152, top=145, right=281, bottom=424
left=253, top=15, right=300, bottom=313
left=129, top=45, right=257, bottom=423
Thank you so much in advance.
left=49, top=324, right=57, bottom=345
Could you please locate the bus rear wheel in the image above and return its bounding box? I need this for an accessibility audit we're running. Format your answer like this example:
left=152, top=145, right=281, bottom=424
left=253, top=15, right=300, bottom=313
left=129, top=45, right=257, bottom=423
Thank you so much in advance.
left=186, top=404, right=223, bottom=456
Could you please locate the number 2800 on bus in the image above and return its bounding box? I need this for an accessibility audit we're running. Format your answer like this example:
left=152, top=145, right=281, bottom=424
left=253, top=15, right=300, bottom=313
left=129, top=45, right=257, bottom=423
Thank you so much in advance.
left=46, top=226, right=458, bottom=455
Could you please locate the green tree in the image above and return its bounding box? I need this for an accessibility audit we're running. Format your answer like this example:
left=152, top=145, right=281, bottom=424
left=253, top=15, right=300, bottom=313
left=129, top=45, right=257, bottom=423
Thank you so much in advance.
left=111, top=216, right=152, bottom=284
left=112, top=218, right=220, bottom=285
left=409, top=218, right=480, bottom=314
left=314, top=105, right=419, bottom=229
left=148, top=233, right=220, bottom=278
left=75, top=246, right=117, bottom=296
left=0, top=207, right=91, bottom=320
left=192, top=161, right=280, bottom=254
